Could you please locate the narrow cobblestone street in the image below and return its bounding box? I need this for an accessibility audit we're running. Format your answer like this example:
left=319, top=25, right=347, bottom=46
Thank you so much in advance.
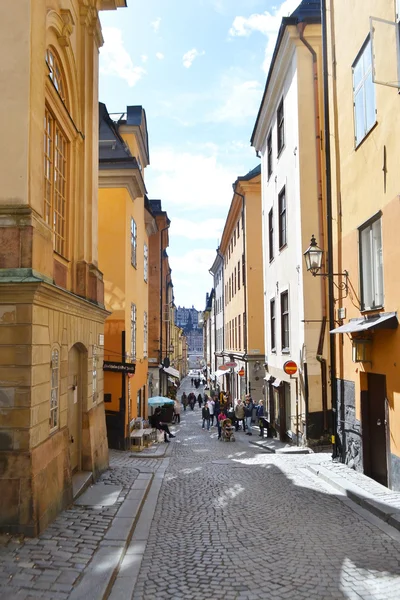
left=3, top=378, right=400, bottom=599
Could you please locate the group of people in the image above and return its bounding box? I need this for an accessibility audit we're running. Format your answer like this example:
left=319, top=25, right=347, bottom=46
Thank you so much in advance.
left=180, top=391, right=204, bottom=411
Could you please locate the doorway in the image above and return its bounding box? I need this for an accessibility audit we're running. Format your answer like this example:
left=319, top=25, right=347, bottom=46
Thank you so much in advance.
left=68, top=345, right=83, bottom=472
left=361, top=373, right=389, bottom=487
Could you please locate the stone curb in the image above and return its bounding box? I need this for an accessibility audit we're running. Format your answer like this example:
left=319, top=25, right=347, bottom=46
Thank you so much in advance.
left=306, top=464, right=400, bottom=531
left=68, top=473, right=153, bottom=600
left=105, top=458, right=169, bottom=600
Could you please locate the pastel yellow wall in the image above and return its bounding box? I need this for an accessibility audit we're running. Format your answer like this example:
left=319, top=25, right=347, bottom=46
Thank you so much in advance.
left=328, top=0, right=400, bottom=460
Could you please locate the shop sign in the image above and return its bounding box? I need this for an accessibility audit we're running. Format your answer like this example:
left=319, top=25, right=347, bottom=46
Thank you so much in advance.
left=103, top=361, right=136, bottom=374
left=225, top=362, right=237, bottom=368
left=283, top=360, right=297, bottom=376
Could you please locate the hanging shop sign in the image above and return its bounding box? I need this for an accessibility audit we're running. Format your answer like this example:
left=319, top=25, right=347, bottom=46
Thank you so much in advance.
left=283, top=360, right=298, bottom=376
left=103, top=361, right=136, bottom=374
left=225, top=362, right=237, bottom=368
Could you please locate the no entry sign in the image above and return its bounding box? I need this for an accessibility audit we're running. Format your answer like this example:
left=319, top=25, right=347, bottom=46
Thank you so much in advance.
left=283, top=360, right=297, bottom=376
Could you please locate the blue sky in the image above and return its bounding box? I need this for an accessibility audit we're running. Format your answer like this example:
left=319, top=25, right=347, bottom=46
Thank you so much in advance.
left=99, top=0, right=301, bottom=310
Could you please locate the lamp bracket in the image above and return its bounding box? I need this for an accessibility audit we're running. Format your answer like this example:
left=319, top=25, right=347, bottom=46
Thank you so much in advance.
left=312, top=270, right=349, bottom=299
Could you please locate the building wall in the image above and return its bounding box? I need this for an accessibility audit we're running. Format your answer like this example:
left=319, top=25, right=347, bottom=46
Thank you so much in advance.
left=0, top=0, right=123, bottom=535
left=327, top=0, right=400, bottom=487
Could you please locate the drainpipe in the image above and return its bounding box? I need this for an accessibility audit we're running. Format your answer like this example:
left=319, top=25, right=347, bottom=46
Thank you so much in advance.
left=234, top=189, right=247, bottom=395
left=159, top=225, right=170, bottom=395
left=321, top=0, right=339, bottom=460
left=297, top=22, right=329, bottom=440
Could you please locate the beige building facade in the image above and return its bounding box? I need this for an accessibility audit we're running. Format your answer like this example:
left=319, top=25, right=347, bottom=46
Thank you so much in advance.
left=0, top=0, right=126, bottom=535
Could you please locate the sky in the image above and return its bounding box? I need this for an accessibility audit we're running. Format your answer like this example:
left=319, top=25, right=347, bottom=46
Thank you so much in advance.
left=99, top=0, right=302, bottom=311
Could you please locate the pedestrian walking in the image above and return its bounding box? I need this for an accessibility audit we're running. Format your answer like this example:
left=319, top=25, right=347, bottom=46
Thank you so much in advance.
left=234, top=398, right=246, bottom=432
left=191, top=378, right=194, bottom=386
left=202, top=403, right=210, bottom=431
left=173, top=398, right=181, bottom=424
left=189, top=392, right=196, bottom=410
left=181, top=392, right=188, bottom=411
left=217, top=405, right=227, bottom=439
left=244, top=396, right=254, bottom=435
left=207, top=396, right=215, bottom=426
left=197, top=393, right=203, bottom=408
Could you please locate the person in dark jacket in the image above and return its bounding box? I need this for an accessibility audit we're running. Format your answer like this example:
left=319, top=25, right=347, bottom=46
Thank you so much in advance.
left=151, top=407, right=176, bottom=443
left=197, top=393, right=203, bottom=408
left=202, top=403, right=211, bottom=431
left=181, top=392, right=188, bottom=411
left=256, top=399, right=268, bottom=437
left=244, top=397, right=254, bottom=435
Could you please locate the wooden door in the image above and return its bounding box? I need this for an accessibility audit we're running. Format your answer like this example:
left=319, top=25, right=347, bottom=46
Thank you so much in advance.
left=68, top=346, right=81, bottom=472
left=362, top=373, right=389, bottom=487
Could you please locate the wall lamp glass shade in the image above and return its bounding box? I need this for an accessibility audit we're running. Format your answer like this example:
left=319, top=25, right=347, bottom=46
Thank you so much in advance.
left=304, top=235, right=323, bottom=276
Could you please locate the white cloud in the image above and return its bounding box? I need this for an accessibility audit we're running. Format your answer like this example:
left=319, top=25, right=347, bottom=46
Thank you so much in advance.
left=169, top=249, right=216, bottom=308
left=156, top=52, right=165, bottom=60
left=100, top=27, right=145, bottom=87
left=151, top=17, right=161, bottom=33
left=146, top=147, right=238, bottom=211
left=141, top=54, right=148, bottom=63
left=229, top=0, right=300, bottom=73
left=182, top=48, right=205, bottom=69
left=206, top=75, right=263, bottom=123
left=170, top=218, right=225, bottom=241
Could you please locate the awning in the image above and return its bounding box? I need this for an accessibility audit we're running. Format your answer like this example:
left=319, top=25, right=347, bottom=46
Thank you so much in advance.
left=272, top=378, right=282, bottom=388
left=214, top=369, right=228, bottom=378
left=264, top=375, right=274, bottom=381
left=330, top=312, right=398, bottom=335
left=163, top=366, right=180, bottom=378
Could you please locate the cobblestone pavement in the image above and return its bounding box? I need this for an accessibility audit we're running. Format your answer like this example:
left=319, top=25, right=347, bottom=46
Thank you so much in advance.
left=0, top=451, right=160, bottom=600
left=130, top=380, right=400, bottom=600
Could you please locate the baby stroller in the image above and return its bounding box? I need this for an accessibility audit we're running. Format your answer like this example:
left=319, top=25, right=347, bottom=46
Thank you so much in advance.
left=220, top=418, right=235, bottom=442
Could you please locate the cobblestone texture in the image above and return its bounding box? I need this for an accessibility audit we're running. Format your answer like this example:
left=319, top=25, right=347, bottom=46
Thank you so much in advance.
left=130, top=379, right=400, bottom=600
left=3, top=378, right=400, bottom=599
left=0, top=450, right=159, bottom=600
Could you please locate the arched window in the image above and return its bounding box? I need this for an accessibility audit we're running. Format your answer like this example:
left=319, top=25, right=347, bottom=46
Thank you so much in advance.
left=44, top=47, right=69, bottom=257
left=50, top=348, right=60, bottom=431
left=46, top=48, right=67, bottom=105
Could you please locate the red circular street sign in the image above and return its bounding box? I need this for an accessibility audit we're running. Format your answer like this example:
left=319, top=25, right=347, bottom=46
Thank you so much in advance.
left=238, top=368, right=245, bottom=377
left=283, top=360, right=298, bottom=376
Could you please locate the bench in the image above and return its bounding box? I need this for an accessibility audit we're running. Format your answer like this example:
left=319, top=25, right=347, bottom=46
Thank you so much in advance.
left=130, top=418, right=157, bottom=451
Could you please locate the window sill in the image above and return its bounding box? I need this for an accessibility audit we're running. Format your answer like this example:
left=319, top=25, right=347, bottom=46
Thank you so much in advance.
left=279, top=243, right=287, bottom=252
left=360, top=305, right=384, bottom=315
left=281, top=348, right=290, bottom=354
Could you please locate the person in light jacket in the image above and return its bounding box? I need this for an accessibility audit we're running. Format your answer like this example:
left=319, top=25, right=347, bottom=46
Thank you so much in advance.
left=234, top=399, right=246, bottom=432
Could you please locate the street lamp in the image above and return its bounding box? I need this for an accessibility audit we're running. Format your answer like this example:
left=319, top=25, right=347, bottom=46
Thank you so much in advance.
left=303, top=234, right=323, bottom=276
left=303, top=235, right=349, bottom=297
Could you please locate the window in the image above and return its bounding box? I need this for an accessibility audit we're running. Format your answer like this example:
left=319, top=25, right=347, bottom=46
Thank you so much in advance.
left=46, top=48, right=67, bottom=104
left=268, top=209, right=274, bottom=261
left=267, top=131, right=273, bottom=178
left=238, top=314, right=241, bottom=350
left=353, top=38, right=376, bottom=146
left=277, top=99, right=285, bottom=154
left=92, top=350, right=98, bottom=402
left=143, top=311, right=148, bottom=357
left=237, top=222, right=240, bottom=238
left=144, top=243, right=148, bottom=282
left=238, top=260, right=241, bottom=290
left=270, top=299, right=276, bottom=352
left=130, top=303, right=137, bottom=359
left=50, top=349, right=59, bottom=431
left=234, top=229, right=236, bottom=245
left=359, top=215, right=383, bottom=310
left=44, top=108, right=68, bottom=256
left=234, top=267, right=237, bottom=295
left=281, top=291, right=289, bottom=351
left=131, top=218, right=137, bottom=267
left=242, top=254, right=245, bottom=286
left=278, top=186, right=287, bottom=249
left=229, top=278, right=231, bottom=302
left=243, top=312, right=246, bottom=348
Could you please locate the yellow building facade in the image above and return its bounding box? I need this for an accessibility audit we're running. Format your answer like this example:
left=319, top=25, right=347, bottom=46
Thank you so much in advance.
left=326, top=0, right=400, bottom=488
left=219, top=166, right=265, bottom=401
left=98, top=104, right=157, bottom=449
left=0, top=0, right=126, bottom=535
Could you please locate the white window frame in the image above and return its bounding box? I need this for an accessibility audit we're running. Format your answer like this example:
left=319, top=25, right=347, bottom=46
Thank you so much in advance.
left=143, top=311, right=148, bottom=358
left=352, top=37, right=376, bottom=147
left=130, top=217, right=137, bottom=268
left=280, top=290, right=290, bottom=353
left=359, top=214, right=384, bottom=311
left=50, top=348, right=60, bottom=431
left=144, top=243, right=148, bottom=282
left=131, top=303, right=137, bottom=360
